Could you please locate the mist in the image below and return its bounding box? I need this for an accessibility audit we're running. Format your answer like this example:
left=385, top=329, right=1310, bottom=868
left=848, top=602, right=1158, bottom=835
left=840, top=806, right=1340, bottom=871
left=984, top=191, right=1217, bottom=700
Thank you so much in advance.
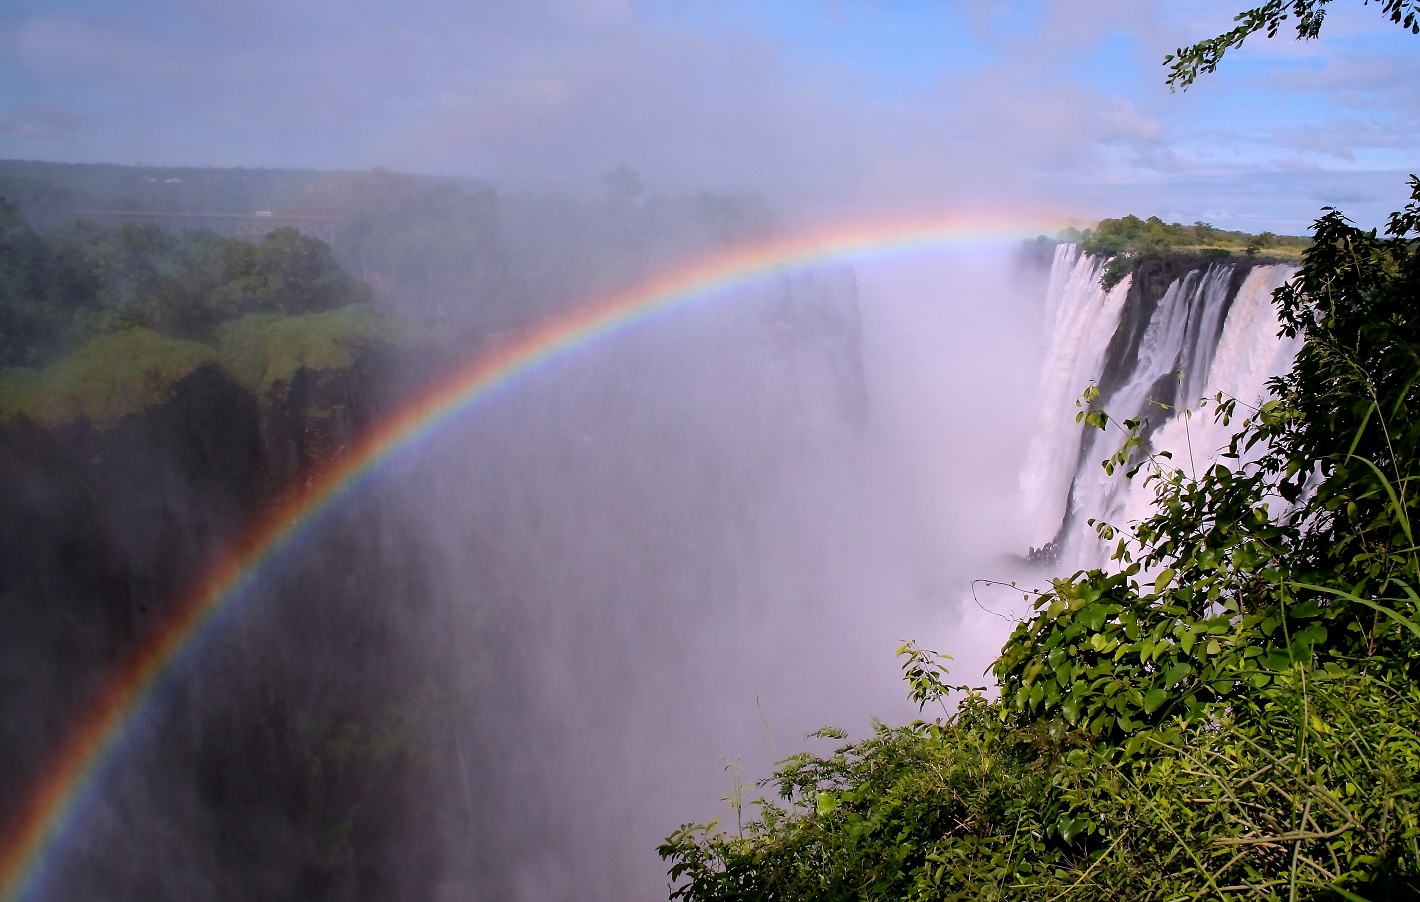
left=6, top=229, right=1042, bottom=899
left=389, top=246, right=1045, bottom=899
left=1, top=0, right=1414, bottom=899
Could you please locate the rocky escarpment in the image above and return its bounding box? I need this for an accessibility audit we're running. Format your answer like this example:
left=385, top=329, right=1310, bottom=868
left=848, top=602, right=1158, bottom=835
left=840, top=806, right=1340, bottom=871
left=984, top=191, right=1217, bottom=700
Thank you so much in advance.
left=1096, top=254, right=1264, bottom=405
left=253, top=353, right=389, bottom=497
left=1025, top=245, right=1299, bottom=567
left=0, top=351, right=448, bottom=899
left=0, top=355, right=391, bottom=641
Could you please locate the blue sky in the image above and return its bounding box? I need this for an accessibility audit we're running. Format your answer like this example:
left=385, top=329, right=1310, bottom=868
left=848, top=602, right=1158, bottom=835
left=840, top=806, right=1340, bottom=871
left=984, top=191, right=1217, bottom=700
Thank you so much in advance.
left=0, top=0, right=1416, bottom=231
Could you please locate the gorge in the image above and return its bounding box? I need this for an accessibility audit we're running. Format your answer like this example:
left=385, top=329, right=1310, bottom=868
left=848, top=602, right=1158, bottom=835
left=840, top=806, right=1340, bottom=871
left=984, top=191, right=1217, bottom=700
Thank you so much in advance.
left=1, top=206, right=1306, bottom=899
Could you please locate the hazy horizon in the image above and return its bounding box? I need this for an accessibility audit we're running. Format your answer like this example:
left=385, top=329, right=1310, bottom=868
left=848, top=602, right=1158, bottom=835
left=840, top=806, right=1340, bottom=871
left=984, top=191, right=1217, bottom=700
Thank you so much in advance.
left=3, top=0, right=1417, bottom=231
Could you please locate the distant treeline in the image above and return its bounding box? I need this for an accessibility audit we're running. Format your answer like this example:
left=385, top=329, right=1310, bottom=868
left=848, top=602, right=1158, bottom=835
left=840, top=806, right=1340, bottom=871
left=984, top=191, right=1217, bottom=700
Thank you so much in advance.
left=0, top=160, right=776, bottom=332
left=0, top=199, right=369, bottom=368
left=0, top=159, right=430, bottom=228
left=1063, top=214, right=1310, bottom=289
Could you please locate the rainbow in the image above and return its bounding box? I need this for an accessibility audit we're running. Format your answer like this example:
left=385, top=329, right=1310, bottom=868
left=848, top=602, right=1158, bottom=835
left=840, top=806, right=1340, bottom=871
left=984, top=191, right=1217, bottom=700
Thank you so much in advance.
left=0, top=213, right=1053, bottom=901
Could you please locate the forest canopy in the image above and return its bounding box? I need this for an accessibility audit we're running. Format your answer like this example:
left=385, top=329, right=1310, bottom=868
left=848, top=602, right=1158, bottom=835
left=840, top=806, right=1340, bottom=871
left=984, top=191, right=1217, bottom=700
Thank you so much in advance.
left=0, top=201, right=385, bottom=425
left=0, top=200, right=371, bottom=369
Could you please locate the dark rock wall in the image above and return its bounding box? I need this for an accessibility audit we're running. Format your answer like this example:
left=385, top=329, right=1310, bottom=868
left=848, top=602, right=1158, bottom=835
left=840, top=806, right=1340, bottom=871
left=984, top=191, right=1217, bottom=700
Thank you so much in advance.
left=1096, top=254, right=1258, bottom=404
left=0, top=356, right=445, bottom=901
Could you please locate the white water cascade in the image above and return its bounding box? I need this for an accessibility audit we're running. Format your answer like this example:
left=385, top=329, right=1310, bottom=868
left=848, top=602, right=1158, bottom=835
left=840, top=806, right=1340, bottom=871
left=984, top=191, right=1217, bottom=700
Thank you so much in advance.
left=1022, top=246, right=1303, bottom=570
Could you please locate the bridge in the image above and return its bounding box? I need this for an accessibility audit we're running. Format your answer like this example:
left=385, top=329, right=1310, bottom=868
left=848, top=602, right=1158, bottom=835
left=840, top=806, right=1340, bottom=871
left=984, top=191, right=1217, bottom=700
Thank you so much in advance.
left=74, top=210, right=342, bottom=245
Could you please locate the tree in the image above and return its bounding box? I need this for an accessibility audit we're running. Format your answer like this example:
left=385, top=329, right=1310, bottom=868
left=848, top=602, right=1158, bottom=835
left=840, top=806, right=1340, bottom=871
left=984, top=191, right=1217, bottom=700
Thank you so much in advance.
left=0, top=198, right=53, bottom=366
left=1167, top=0, right=1420, bottom=88
left=996, top=177, right=1420, bottom=737
left=603, top=164, right=644, bottom=206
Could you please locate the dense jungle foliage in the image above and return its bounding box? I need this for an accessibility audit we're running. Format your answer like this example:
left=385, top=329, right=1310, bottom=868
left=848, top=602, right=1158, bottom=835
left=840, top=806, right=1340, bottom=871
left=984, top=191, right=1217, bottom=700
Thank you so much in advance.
left=660, top=179, right=1420, bottom=900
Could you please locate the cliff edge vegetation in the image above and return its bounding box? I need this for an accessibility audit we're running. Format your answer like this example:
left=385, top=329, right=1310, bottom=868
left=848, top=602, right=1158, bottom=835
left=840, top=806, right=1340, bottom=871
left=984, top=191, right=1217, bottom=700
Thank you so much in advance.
left=0, top=199, right=395, bottom=427
left=1060, top=215, right=1311, bottom=290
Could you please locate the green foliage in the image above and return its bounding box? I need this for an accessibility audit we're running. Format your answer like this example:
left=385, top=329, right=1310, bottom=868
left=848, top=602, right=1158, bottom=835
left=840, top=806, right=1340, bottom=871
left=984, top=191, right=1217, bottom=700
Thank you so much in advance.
left=0, top=206, right=372, bottom=368
left=663, top=668, right=1420, bottom=900
left=1166, top=0, right=1420, bottom=89
left=0, top=328, right=216, bottom=427
left=662, top=180, right=1420, bottom=900
left=212, top=227, right=372, bottom=318
left=1062, top=215, right=1308, bottom=290
left=215, top=305, right=396, bottom=395
left=997, top=175, right=1420, bottom=758
left=0, top=197, right=54, bottom=366
left=0, top=201, right=390, bottom=425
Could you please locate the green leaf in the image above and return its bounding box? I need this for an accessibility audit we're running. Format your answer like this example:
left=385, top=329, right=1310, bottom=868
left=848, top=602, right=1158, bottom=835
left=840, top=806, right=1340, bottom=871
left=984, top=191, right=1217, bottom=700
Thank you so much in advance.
left=1163, top=662, right=1193, bottom=686
left=1292, top=581, right=1420, bottom=641
left=1153, top=568, right=1176, bottom=595
left=1080, top=604, right=1109, bottom=631
left=1142, top=687, right=1167, bottom=714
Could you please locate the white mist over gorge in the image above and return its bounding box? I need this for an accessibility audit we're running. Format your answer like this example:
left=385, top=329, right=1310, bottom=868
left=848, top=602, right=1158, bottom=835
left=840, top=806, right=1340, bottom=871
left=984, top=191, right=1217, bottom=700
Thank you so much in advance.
left=0, top=197, right=1306, bottom=898
left=1, top=220, right=1046, bottom=899
left=0, top=0, right=1414, bottom=899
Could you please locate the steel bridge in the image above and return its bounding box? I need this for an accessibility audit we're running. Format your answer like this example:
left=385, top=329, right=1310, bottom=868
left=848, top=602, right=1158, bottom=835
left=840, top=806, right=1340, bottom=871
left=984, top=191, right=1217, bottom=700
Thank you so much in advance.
left=74, top=210, right=341, bottom=245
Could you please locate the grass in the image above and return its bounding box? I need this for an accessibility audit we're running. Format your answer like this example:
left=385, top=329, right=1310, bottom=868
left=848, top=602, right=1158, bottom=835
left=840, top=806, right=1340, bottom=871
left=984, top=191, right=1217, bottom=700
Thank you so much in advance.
left=215, top=305, right=397, bottom=396
left=0, top=305, right=399, bottom=428
left=1177, top=242, right=1308, bottom=261
left=0, top=328, right=217, bottom=429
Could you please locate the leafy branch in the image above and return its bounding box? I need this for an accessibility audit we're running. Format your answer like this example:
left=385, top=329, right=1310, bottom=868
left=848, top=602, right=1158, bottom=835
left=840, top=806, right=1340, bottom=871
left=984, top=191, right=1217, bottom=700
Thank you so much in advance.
left=1166, top=0, right=1420, bottom=90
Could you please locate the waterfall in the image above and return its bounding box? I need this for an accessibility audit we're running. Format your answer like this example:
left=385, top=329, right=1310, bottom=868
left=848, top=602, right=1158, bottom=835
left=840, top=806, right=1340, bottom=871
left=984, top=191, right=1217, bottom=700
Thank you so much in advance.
left=1022, top=248, right=1301, bottom=569
left=1020, top=244, right=1129, bottom=548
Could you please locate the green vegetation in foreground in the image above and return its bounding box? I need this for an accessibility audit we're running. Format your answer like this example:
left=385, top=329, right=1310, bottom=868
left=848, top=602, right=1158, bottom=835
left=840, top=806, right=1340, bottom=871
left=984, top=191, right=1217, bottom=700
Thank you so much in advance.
left=1059, top=215, right=1311, bottom=291
left=661, top=180, right=1420, bottom=899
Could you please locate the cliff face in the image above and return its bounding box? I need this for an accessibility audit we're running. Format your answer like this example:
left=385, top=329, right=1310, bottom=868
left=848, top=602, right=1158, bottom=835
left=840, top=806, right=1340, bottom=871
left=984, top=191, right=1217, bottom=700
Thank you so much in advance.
left=255, top=354, right=384, bottom=496
left=1027, top=247, right=1299, bottom=566
left=0, top=353, right=443, bottom=900
left=0, top=265, right=876, bottom=899
left=0, top=358, right=385, bottom=646
left=1096, top=254, right=1259, bottom=405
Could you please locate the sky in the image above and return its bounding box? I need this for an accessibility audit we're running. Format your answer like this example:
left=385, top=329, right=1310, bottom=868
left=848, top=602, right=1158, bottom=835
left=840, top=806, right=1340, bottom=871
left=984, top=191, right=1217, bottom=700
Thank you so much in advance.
left=0, top=0, right=1417, bottom=231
